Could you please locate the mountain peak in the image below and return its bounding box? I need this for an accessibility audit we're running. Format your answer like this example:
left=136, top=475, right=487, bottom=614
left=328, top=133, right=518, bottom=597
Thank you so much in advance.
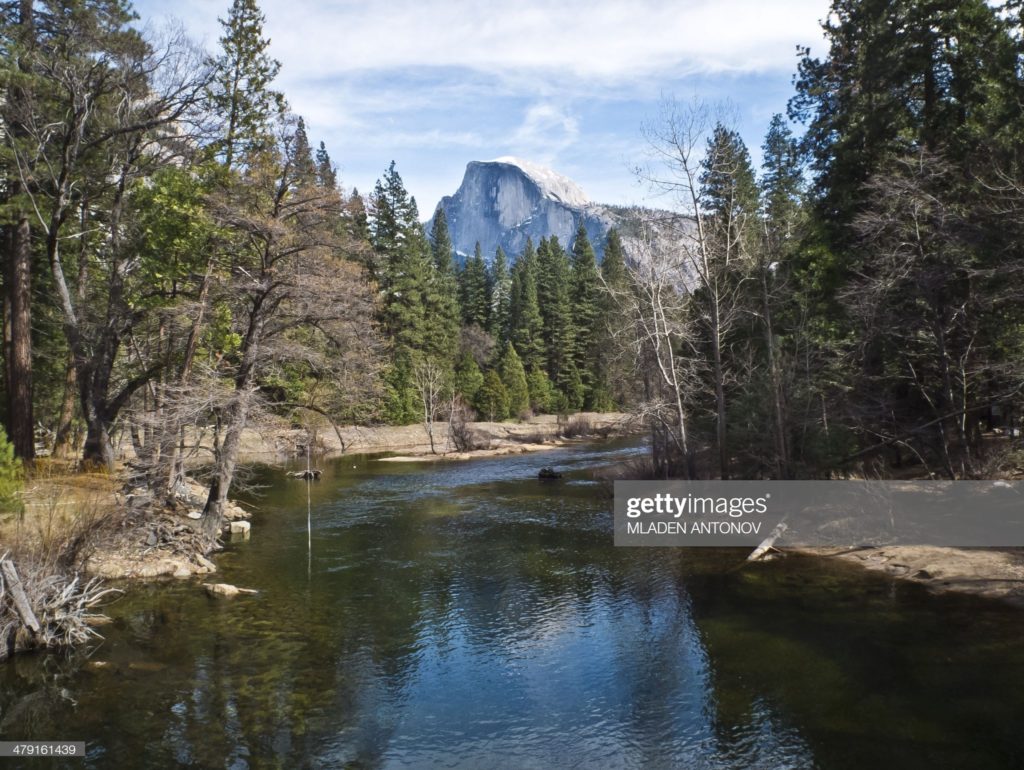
left=432, top=159, right=611, bottom=263
left=484, top=157, right=590, bottom=208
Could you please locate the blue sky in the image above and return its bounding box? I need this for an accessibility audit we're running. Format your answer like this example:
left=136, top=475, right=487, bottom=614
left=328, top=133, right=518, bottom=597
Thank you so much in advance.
left=133, top=0, right=830, bottom=216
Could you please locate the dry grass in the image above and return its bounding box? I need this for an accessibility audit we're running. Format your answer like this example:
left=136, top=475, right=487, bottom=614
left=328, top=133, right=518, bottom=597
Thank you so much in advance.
left=1, top=462, right=120, bottom=572
left=0, top=464, right=124, bottom=662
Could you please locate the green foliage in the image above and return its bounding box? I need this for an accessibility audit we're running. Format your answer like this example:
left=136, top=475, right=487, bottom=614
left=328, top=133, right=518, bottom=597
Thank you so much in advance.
left=536, top=237, right=575, bottom=391
left=569, top=223, right=602, bottom=407
left=489, top=247, right=512, bottom=344
left=209, top=0, right=286, bottom=169
left=459, top=243, right=490, bottom=329
left=0, top=426, right=22, bottom=514
left=498, top=343, right=529, bottom=417
left=454, top=352, right=484, bottom=403
left=381, top=359, right=420, bottom=425
left=371, top=161, right=455, bottom=370
left=526, top=366, right=555, bottom=414
left=508, top=240, right=545, bottom=372
left=475, top=370, right=509, bottom=422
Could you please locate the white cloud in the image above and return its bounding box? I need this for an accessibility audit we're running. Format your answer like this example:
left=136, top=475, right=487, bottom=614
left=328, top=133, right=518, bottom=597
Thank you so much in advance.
left=508, top=103, right=581, bottom=162
left=262, top=0, right=827, bottom=81
left=140, top=0, right=827, bottom=84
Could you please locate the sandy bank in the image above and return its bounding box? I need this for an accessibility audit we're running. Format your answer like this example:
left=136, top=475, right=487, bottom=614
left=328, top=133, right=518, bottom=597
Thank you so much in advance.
left=790, top=545, right=1024, bottom=608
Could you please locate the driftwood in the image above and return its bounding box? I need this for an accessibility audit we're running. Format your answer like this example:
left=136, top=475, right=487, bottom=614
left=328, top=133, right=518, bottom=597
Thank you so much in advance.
left=204, top=583, right=258, bottom=597
left=0, top=553, right=120, bottom=662
left=747, top=521, right=788, bottom=562
left=1, top=559, right=41, bottom=635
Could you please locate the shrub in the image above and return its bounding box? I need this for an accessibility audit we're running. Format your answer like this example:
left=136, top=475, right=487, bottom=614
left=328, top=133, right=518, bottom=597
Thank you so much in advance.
left=0, top=426, right=23, bottom=515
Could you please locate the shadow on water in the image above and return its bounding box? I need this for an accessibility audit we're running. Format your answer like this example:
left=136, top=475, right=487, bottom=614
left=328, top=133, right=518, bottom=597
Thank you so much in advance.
left=1, top=437, right=1022, bottom=768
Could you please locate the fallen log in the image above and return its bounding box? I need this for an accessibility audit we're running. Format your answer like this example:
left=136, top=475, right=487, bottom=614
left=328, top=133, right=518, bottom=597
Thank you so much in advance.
left=204, top=583, right=259, bottom=598
left=1, top=559, right=41, bottom=635
left=747, top=521, right=788, bottom=562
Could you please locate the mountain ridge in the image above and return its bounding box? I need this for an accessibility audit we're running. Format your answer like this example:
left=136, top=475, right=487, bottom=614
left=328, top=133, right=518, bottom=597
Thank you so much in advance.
left=429, top=158, right=615, bottom=263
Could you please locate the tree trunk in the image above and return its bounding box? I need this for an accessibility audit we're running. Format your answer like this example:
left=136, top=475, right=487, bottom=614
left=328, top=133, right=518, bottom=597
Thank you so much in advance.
left=4, top=216, right=34, bottom=459
left=710, top=309, right=728, bottom=480
left=53, top=349, right=78, bottom=458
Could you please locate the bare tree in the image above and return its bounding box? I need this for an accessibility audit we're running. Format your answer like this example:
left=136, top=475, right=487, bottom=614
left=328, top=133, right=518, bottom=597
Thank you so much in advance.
left=608, top=217, right=699, bottom=478
left=197, top=116, right=379, bottom=540
left=635, top=99, right=755, bottom=478
left=412, top=358, right=449, bottom=454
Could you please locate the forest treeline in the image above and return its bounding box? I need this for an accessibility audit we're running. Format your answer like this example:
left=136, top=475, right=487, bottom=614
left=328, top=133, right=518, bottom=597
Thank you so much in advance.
left=1, top=0, right=1024, bottom=539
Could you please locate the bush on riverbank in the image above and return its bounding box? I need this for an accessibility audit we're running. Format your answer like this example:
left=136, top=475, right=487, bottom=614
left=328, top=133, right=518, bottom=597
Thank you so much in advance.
left=0, top=427, right=22, bottom=515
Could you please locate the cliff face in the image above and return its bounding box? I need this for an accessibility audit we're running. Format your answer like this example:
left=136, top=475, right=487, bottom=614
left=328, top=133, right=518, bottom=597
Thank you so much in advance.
left=430, top=157, right=613, bottom=262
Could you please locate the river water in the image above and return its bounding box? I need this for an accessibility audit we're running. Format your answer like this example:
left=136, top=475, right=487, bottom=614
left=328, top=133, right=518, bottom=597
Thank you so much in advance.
left=1, top=439, right=1023, bottom=768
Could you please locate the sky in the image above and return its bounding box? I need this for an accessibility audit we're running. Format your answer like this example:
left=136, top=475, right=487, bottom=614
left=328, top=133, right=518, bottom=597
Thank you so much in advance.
left=132, top=0, right=831, bottom=217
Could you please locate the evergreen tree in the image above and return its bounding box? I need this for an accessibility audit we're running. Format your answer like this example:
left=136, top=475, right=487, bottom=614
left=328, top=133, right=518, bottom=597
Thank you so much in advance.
left=569, top=223, right=602, bottom=407
left=536, top=237, right=576, bottom=397
left=426, top=209, right=460, bottom=365
left=508, top=240, right=545, bottom=371
left=209, top=0, right=285, bottom=170
left=498, top=343, right=529, bottom=417
left=593, top=228, right=629, bottom=410
left=429, top=208, right=456, bottom=276
left=526, top=366, right=555, bottom=414
left=789, top=0, right=1021, bottom=239
left=290, top=116, right=317, bottom=185
left=370, top=162, right=441, bottom=421
left=760, top=114, right=804, bottom=240
left=489, top=247, right=512, bottom=344
left=454, top=352, right=484, bottom=403
left=459, top=242, right=490, bottom=328
left=475, top=370, right=509, bottom=422
left=701, top=122, right=761, bottom=256
left=315, top=141, right=337, bottom=190
left=0, top=425, right=22, bottom=514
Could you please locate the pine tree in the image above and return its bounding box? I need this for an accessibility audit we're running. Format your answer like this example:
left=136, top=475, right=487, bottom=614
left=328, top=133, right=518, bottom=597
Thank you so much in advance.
left=209, top=0, right=285, bottom=170
left=701, top=122, right=761, bottom=256
left=526, top=366, right=555, bottom=414
left=459, top=242, right=490, bottom=328
left=315, top=141, right=337, bottom=190
left=454, top=352, right=484, bottom=403
left=536, top=237, right=576, bottom=396
left=370, top=162, right=440, bottom=421
left=508, top=240, right=545, bottom=371
left=569, top=223, right=602, bottom=407
left=498, top=343, right=529, bottom=417
left=760, top=114, right=804, bottom=242
left=475, top=370, right=509, bottom=422
left=290, top=116, right=317, bottom=185
left=489, top=247, right=512, bottom=344
left=593, top=228, right=629, bottom=410
left=426, top=209, right=460, bottom=365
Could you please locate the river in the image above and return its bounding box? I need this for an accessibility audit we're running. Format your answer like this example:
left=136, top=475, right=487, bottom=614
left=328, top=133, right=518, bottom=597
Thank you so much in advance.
left=1, top=439, right=1022, bottom=768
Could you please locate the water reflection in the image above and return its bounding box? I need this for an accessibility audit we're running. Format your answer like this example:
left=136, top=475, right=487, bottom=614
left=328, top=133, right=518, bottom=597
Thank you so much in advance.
left=0, top=440, right=1021, bottom=768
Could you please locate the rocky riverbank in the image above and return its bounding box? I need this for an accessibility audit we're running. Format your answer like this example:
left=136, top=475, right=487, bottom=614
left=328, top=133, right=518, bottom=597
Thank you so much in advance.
left=77, top=413, right=636, bottom=580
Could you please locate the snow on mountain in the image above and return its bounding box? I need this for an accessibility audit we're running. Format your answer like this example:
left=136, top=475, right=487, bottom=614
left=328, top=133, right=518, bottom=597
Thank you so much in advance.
left=488, top=156, right=591, bottom=208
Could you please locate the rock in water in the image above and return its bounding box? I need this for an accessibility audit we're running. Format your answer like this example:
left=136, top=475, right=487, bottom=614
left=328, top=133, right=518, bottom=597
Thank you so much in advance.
left=430, top=158, right=613, bottom=264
